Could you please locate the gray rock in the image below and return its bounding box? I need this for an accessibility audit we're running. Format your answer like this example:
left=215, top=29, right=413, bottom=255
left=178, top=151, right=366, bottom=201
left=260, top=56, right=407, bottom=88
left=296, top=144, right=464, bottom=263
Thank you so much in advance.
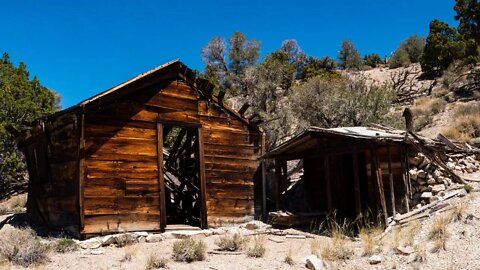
left=417, top=170, right=427, bottom=179
left=146, top=234, right=164, bottom=243
left=409, top=169, right=418, bottom=181
left=431, top=184, right=446, bottom=194
left=396, top=246, right=414, bottom=255
left=305, top=255, right=327, bottom=270
left=427, top=178, right=436, bottom=185
left=420, top=192, right=433, bottom=199
left=79, top=238, right=102, bottom=249
left=368, top=255, right=382, bottom=265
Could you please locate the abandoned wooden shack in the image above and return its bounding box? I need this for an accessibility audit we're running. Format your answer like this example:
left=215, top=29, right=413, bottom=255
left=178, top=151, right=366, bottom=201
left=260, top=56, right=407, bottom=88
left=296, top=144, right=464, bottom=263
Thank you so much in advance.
left=16, top=60, right=264, bottom=237
left=263, top=126, right=412, bottom=226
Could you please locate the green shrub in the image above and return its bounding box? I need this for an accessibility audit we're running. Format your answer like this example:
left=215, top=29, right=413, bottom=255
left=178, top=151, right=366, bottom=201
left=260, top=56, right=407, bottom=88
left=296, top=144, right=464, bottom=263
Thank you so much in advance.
left=172, top=238, right=206, bottom=263
left=54, top=237, right=78, bottom=253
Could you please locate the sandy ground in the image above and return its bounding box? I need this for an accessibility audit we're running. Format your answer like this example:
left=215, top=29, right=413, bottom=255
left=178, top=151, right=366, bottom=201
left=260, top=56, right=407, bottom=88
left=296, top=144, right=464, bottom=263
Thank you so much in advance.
left=1, top=176, right=480, bottom=270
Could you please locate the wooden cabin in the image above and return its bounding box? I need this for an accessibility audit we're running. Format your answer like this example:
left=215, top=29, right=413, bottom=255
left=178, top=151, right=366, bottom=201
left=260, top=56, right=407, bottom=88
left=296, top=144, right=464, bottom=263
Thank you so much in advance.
left=263, top=127, right=411, bottom=225
left=16, top=60, right=264, bottom=238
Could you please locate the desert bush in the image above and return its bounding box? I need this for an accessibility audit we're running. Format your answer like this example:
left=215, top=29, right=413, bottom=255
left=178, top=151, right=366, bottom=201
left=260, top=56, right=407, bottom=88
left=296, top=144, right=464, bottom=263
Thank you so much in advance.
left=319, top=236, right=353, bottom=261
left=115, top=233, right=137, bottom=247
left=172, top=238, right=206, bottom=263
left=464, top=184, right=474, bottom=193
left=145, top=252, right=168, bottom=269
left=290, top=75, right=396, bottom=130
left=247, top=235, right=266, bottom=258
left=411, top=96, right=447, bottom=130
left=215, top=233, right=247, bottom=251
left=0, top=226, right=49, bottom=267
left=53, top=237, right=78, bottom=253
left=443, top=102, right=480, bottom=142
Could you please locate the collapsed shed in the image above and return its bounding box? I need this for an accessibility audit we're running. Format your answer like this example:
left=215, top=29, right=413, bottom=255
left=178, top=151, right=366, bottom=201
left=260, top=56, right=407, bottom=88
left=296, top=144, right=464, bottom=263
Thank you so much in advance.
left=263, top=127, right=412, bottom=225
left=16, top=60, right=264, bottom=237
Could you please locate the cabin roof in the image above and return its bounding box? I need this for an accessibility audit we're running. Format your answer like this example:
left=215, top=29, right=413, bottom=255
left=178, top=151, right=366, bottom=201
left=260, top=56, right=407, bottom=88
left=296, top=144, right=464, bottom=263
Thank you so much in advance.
left=46, top=60, right=259, bottom=130
left=263, top=126, right=408, bottom=159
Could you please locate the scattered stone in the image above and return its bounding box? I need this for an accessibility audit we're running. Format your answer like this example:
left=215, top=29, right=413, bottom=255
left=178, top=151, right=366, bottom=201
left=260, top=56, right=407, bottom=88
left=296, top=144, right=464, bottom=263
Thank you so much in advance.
left=396, top=246, right=415, bottom=255
left=133, top=231, right=149, bottom=237
left=427, top=178, right=436, bottom=185
left=417, top=170, right=427, bottom=179
left=431, top=184, right=446, bottom=194
left=420, top=192, right=432, bottom=200
left=305, top=255, right=327, bottom=270
left=368, top=255, right=382, bottom=265
left=90, top=250, right=104, bottom=255
left=146, top=234, right=164, bottom=243
left=79, top=238, right=102, bottom=249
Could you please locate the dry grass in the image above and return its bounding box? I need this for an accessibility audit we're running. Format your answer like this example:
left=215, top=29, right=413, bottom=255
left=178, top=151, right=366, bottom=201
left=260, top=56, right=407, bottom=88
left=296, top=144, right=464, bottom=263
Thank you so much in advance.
left=145, top=252, right=168, bottom=269
left=120, top=246, right=136, bottom=262
left=284, top=246, right=295, bottom=265
left=313, top=234, right=353, bottom=261
left=411, top=96, right=447, bottom=131
left=215, top=233, right=247, bottom=251
left=172, top=238, right=206, bottom=263
left=358, top=225, right=383, bottom=256
left=443, top=102, right=480, bottom=142
left=449, top=200, right=467, bottom=222
left=0, top=227, right=49, bottom=267
left=428, top=214, right=451, bottom=252
left=384, top=220, right=422, bottom=249
left=0, top=195, right=27, bottom=214
left=247, top=235, right=266, bottom=258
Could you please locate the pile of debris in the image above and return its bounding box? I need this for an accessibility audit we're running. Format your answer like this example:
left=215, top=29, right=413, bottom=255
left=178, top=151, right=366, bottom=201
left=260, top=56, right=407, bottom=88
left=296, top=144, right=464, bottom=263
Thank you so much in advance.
left=408, top=152, right=480, bottom=207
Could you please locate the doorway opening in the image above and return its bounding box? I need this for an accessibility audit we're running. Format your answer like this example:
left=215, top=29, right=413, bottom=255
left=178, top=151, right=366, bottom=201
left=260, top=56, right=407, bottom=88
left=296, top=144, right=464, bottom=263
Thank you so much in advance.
left=161, top=125, right=201, bottom=227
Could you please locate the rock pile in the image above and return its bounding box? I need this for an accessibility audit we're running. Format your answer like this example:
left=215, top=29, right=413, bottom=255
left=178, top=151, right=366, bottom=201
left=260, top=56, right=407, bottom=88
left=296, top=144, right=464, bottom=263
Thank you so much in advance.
left=408, top=152, right=479, bottom=207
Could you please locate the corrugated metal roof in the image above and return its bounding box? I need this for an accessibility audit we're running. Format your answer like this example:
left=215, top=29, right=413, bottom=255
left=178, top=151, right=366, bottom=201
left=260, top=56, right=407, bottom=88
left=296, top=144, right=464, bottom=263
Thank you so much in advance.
left=263, top=126, right=407, bottom=159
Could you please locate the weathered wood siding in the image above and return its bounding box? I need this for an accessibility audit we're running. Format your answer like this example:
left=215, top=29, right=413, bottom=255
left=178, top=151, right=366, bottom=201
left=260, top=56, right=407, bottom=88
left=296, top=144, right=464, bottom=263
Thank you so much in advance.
left=82, top=80, right=261, bottom=234
left=24, top=111, right=80, bottom=236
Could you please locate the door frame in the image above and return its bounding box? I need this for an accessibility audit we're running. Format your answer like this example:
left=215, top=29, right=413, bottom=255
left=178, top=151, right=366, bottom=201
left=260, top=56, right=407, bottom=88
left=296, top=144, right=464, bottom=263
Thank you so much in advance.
left=156, top=118, right=207, bottom=231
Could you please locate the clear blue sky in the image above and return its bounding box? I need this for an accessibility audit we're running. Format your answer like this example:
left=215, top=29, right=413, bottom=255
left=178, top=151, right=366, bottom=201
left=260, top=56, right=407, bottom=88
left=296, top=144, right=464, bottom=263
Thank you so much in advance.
left=1, top=0, right=457, bottom=108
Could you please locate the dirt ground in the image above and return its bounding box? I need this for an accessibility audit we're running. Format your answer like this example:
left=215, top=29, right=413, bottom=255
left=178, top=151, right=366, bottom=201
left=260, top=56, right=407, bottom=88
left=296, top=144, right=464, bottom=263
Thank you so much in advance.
left=1, top=175, right=480, bottom=270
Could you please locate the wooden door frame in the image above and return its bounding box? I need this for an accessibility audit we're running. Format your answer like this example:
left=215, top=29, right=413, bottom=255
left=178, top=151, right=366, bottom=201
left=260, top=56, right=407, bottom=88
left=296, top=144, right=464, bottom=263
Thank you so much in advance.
left=156, top=118, right=207, bottom=231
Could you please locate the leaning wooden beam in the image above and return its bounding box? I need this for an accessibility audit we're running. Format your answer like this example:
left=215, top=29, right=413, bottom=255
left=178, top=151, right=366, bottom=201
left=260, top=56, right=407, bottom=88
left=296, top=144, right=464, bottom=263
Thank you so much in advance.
left=400, top=146, right=410, bottom=212
left=238, top=103, right=250, bottom=116
left=387, top=145, right=396, bottom=217
left=408, top=131, right=466, bottom=184
left=372, top=145, right=388, bottom=225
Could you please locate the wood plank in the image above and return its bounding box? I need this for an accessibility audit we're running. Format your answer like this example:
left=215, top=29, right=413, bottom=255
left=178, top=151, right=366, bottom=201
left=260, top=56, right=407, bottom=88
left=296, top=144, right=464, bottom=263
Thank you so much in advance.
left=372, top=145, right=388, bottom=225
left=83, top=213, right=161, bottom=234
left=387, top=145, right=396, bottom=217
left=206, top=183, right=254, bottom=200
left=84, top=196, right=160, bottom=215
left=85, top=138, right=157, bottom=157
left=85, top=125, right=156, bottom=140
left=204, top=162, right=258, bottom=172
left=85, top=160, right=158, bottom=171
left=78, top=110, right=85, bottom=232
left=198, top=128, right=208, bottom=229
left=86, top=168, right=158, bottom=179
left=206, top=198, right=254, bottom=214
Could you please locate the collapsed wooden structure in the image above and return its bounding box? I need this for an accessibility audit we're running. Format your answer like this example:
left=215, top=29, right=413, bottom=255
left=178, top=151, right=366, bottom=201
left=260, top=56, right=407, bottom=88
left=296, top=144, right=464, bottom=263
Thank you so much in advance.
left=263, top=127, right=412, bottom=225
left=16, top=60, right=264, bottom=237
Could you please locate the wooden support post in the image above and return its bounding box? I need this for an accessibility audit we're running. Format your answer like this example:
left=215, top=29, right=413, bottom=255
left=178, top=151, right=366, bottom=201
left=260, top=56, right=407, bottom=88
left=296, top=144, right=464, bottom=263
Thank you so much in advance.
left=372, top=145, right=388, bottom=225
left=324, top=156, right=332, bottom=212
left=156, top=122, right=167, bottom=231
left=275, top=159, right=282, bottom=211
left=261, top=133, right=267, bottom=221
left=387, top=145, right=396, bottom=218
left=352, top=148, right=362, bottom=218
left=197, top=128, right=208, bottom=229
left=400, top=146, right=410, bottom=212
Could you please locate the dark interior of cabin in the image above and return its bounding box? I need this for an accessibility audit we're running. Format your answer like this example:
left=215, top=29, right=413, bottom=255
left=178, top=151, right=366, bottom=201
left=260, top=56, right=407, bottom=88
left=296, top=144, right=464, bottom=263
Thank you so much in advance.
left=162, top=125, right=201, bottom=227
